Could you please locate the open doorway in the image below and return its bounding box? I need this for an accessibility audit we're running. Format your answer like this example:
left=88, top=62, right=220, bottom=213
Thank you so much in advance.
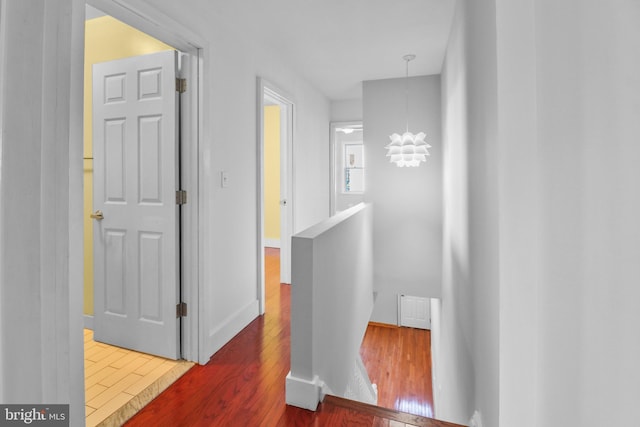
left=257, top=79, right=294, bottom=314
left=82, top=3, right=200, bottom=424
left=330, top=121, right=364, bottom=216
left=84, top=4, right=181, bottom=358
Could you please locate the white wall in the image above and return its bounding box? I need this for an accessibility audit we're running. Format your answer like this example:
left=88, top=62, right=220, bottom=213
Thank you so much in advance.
left=134, top=0, right=332, bottom=358
left=532, top=1, right=640, bottom=425
left=363, top=76, right=443, bottom=324
left=495, top=0, right=539, bottom=425
left=331, top=98, right=363, bottom=122
left=435, top=1, right=475, bottom=423
left=0, top=0, right=85, bottom=424
left=437, top=0, right=640, bottom=426
left=287, top=203, right=374, bottom=410
left=436, top=0, right=500, bottom=425
left=0, top=0, right=330, bottom=421
left=497, top=0, right=640, bottom=425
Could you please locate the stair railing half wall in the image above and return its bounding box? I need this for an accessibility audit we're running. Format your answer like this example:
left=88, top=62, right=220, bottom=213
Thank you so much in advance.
left=286, top=202, right=376, bottom=410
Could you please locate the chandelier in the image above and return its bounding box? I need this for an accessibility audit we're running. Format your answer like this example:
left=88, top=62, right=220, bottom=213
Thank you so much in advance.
left=385, top=54, right=431, bottom=167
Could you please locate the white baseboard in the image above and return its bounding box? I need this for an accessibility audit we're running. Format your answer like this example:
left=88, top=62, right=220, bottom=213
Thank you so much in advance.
left=84, top=315, right=94, bottom=330
left=202, top=300, right=260, bottom=364
left=285, top=372, right=322, bottom=411
left=264, top=238, right=281, bottom=249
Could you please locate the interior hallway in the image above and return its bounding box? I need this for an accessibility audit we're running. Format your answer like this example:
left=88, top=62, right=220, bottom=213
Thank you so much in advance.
left=123, top=248, right=435, bottom=426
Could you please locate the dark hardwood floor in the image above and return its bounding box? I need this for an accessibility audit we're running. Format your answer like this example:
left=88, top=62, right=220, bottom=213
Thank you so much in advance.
left=125, top=248, right=455, bottom=427
left=361, top=322, right=434, bottom=418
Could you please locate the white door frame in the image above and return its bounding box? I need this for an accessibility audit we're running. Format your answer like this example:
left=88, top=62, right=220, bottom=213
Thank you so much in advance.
left=256, top=78, right=295, bottom=314
left=85, top=0, right=205, bottom=362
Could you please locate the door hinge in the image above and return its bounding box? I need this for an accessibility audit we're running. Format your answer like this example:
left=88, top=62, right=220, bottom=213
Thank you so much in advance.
left=176, top=78, right=187, bottom=93
left=176, top=190, right=187, bottom=205
left=176, top=302, right=187, bottom=318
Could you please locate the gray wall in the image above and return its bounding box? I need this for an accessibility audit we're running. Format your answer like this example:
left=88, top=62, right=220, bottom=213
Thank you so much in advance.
left=363, top=75, right=443, bottom=324
left=532, top=1, right=640, bottom=425
left=139, top=0, right=332, bottom=359
left=435, top=0, right=640, bottom=426
left=331, top=98, right=363, bottom=123
left=436, top=0, right=500, bottom=424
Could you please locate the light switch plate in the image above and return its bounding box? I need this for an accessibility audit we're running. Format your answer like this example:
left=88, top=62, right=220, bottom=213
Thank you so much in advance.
left=221, top=171, right=229, bottom=188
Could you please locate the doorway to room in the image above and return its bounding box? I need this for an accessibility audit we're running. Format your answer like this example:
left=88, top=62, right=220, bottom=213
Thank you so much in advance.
left=257, top=79, right=294, bottom=314
left=330, top=121, right=364, bottom=215
left=85, top=13, right=181, bottom=360
left=82, top=3, right=200, bottom=424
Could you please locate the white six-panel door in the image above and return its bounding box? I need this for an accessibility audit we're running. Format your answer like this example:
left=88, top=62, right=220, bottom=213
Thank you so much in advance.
left=400, top=295, right=431, bottom=330
left=92, top=50, right=180, bottom=359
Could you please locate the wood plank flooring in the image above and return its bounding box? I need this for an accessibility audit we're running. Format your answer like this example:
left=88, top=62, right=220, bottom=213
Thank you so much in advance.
left=84, top=330, right=193, bottom=426
left=125, top=248, right=456, bottom=426
left=361, top=323, right=434, bottom=418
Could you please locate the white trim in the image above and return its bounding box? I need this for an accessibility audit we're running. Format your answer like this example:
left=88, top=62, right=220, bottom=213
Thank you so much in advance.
left=257, top=78, right=295, bottom=314
left=204, top=300, right=260, bottom=363
left=257, top=80, right=266, bottom=314
left=195, top=51, right=208, bottom=365
left=430, top=297, right=441, bottom=417
left=0, top=1, right=85, bottom=421
left=0, top=0, right=6, bottom=403
left=264, top=238, right=281, bottom=249
left=285, top=373, right=323, bottom=411
left=178, top=50, right=202, bottom=364
left=84, top=315, right=94, bottom=330
left=86, top=0, right=206, bottom=52
left=81, top=0, right=205, bottom=363
left=69, top=2, right=87, bottom=421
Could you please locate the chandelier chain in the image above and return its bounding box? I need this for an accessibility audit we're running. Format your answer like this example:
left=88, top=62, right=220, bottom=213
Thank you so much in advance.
left=405, top=57, right=409, bottom=133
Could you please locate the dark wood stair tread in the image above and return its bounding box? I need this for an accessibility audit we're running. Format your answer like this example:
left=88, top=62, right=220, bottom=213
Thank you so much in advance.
left=323, top=395, right=467, bottom=427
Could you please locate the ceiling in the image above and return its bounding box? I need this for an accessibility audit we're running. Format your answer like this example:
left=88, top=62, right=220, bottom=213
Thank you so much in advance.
left=206, top=0, right=456, bottom=100
left=87, top=1, right=456, bottom=101
left=86, top=4, right=106, bottom=19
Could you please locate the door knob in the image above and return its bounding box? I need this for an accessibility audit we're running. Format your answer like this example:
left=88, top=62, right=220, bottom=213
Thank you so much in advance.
left=90, top=210, right=104, bottom=220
